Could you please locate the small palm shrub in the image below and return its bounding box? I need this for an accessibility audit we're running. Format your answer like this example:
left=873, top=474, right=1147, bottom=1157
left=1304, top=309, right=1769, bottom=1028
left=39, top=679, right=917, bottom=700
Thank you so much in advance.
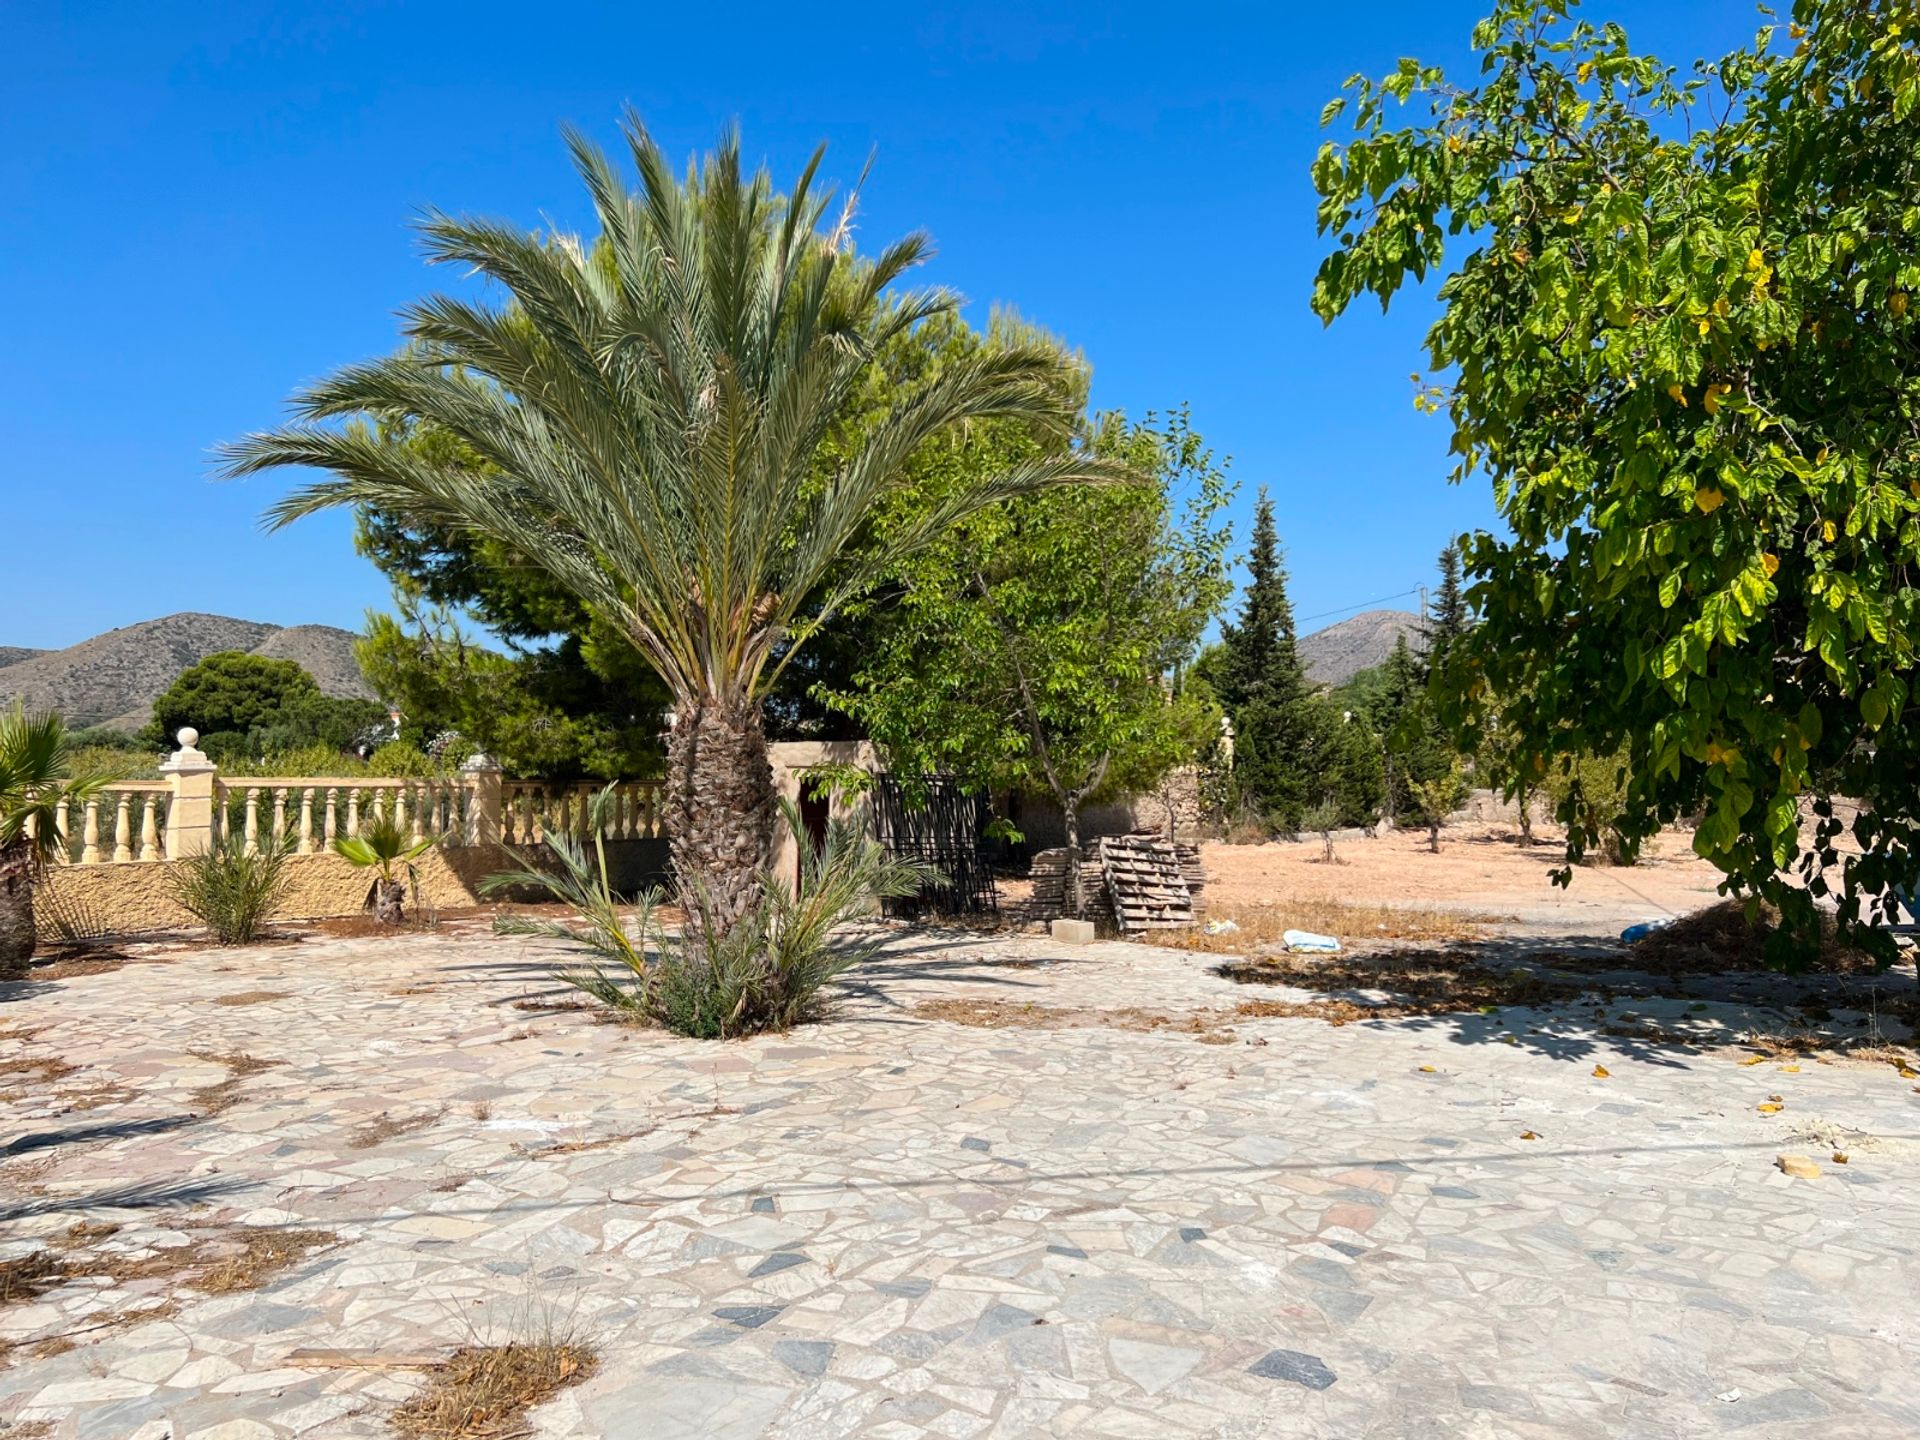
left=485, top=788, right=929, bottom=1038
left=167, top=832, right=293, bottom=945
left=332, top=814, right=438, bottom=924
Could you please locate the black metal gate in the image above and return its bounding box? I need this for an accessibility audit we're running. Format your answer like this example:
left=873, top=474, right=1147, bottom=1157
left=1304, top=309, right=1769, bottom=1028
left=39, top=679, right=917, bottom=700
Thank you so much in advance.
left=869, top=775, right=999, bottom=918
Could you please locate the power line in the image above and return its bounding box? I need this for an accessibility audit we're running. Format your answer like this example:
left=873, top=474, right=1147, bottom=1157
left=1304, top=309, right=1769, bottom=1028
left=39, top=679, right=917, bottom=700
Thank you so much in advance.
left=1297, top=587, right=1422, bottom=626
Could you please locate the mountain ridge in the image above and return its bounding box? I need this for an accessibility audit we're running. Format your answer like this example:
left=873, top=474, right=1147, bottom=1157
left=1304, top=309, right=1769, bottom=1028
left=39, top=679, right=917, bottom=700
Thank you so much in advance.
left=0, top=613, right=375, bottom=731
left=1298, top=608, right=1423, bottom=687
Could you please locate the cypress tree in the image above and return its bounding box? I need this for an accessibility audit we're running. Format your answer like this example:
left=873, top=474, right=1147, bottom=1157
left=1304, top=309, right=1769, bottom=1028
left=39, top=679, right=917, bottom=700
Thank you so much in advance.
left=1419, top=541, right=1468, bottom=679
left=1216, top=488, right=1321, bottom=827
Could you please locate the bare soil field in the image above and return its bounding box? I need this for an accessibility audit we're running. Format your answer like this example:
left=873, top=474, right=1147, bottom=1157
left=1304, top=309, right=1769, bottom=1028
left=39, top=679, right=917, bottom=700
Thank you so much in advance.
left=1194, top=821, right=1726, bottom=935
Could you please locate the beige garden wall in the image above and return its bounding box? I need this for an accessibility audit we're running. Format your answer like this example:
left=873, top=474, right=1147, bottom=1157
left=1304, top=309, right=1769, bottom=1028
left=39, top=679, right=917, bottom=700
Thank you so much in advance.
left=38, top=844, right=524, bottom=936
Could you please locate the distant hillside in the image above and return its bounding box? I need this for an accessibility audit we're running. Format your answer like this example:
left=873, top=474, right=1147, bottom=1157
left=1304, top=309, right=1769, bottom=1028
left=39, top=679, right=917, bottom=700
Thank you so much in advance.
left=0, top=646, right=46, bottom=670
left=0, top=614, right=376, bottom=731
left=1299, top=608, right=1423, bottom=687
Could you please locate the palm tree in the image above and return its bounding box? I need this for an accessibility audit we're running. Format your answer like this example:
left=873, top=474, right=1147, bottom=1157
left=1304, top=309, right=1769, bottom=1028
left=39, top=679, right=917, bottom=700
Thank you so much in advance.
left=332, top=813, right=437, bottom=924
left=0, top=705, right=110, bottom=977
left=221, top=116, right=1126, bottom=939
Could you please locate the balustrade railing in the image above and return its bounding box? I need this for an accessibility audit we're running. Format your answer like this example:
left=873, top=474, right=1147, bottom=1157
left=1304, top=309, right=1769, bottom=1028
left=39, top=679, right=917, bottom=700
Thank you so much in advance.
left=49, top=783, right=171, bottom=864
left=502, top=780, right=662, bottom=846
left=44, top=754, right=663, bottom=868
left=212, top=777, right=478, bottom=855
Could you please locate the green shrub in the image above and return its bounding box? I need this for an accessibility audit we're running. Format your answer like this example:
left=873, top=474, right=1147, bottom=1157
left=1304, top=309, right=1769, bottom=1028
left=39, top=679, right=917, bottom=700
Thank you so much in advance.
left=365, top=741, right=437, bottom=778
left=1543, top=748, right=1635, bottom=864
left=485, top=790, right=928, bottom=1038
left=167, top=832, right=293, bottom=944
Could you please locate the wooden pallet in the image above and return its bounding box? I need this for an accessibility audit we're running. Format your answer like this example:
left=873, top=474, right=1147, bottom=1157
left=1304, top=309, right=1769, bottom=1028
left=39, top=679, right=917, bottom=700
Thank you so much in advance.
left=1097, top=834, right=1197, bottom=935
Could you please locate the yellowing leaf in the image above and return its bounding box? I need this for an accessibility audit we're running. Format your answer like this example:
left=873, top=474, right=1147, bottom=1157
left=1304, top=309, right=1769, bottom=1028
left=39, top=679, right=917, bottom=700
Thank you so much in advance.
left=1703, top=382, right=1732, bottom=415
left=1779, top=1064, right=1800, bottom=1073
left=1748, top=247, right=1768, bottom=269
left=1713, top=297, right=1730, bottom=317
left=1893, top=292, right=1910, bottom=318
left=1832, top=1151, right=1850, bottom=1165
left=1740, top=1054, right=1768, bottom=1066
left=1668, top=383, right=1688, bottom=407
left=1762, top=552, right=1780, bottom=577
left=1577, top=61, right=1594, bottom=82
left=1695, top=486, right=1724, bottom=513
left=1697, top=317, right=1712, bottom=337
left=1757, top=1102, right=1783, bottom=1113
left=1592, top=1064, right=1611, bottom=1078
left=1822, top=520, right=1836, bottom=542
left=1519, top=1130, right=1540, bottom=1140
left=1418, top=1065, right=1436, bottom=1073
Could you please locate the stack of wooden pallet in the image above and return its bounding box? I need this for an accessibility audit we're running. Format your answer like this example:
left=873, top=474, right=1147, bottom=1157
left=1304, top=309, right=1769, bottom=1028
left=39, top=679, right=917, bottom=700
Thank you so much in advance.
left=1170, top=840, right=1207, bottom=919
left=1096, top=834, right=1198, bottom=935
left=1025, top=847, right=1114, bottom=925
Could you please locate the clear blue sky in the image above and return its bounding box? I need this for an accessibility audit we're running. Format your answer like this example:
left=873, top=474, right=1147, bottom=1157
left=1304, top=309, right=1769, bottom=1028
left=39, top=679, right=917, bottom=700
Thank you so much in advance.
left=3, top=1, right=1765, bottom=652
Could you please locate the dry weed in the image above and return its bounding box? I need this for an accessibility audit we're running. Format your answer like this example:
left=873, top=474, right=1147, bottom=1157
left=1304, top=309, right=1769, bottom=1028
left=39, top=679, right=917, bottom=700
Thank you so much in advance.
left=0, top=1225, right=337, bottom=1312
left=389, top=1340, right=597, bottom=1438
left=209, top=990, right=290, bottom=1007
left=1162, top=901, right=1496, bottom=957
left=347, top=1108, right=445, bottom=1150
left=915, top=998, right=1237, bottom=1044
left=1220, top=949, right=1585, bottom=1024
left=187, top=1050, right=282, bottom=1115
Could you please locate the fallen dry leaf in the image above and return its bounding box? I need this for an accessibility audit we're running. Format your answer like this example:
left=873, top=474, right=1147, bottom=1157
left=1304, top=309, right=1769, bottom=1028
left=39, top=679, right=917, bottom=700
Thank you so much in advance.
left=1832, top=1151, right=1850, bottom=1165
left=1758, top=1102, right=1784, bottom=1114
left=1776, top=1154, right=1821, bottom=1179
left=1519, top=1130, right=1540, bottom=1141
left=1740, top=1055, right=1768, bottom=1067
left=1592, top=1065, right=1611, bottom=1078
left=1418, top=1065, right=1436, bottom=1073
left=1779, top=1065, right=1801, bottom=1074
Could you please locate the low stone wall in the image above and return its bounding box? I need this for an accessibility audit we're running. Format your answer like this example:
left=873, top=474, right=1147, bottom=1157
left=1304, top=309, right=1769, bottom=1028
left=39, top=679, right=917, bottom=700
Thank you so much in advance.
left=36, top=838, right=672, bottom=937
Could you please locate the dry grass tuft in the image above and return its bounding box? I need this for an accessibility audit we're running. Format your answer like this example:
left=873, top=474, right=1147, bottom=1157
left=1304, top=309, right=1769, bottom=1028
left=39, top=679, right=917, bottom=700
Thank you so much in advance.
left=390, top=1341, right=597, bottom=1438
left=1161, top=901, right=1496, bottom=957
left=915, top=998, right=1237, bottom=1044
left=210, top=990, right=291, bottom=1007
left=192, top=1227, right=338, bottom=1294
left=348, top=1108, right=445, bottom=1150
left=1, top=1225, right=336, bottom=1311
left=1221, top=950, right=1586, bottom=1025
left=187, top=1050, right=283, bottom=1115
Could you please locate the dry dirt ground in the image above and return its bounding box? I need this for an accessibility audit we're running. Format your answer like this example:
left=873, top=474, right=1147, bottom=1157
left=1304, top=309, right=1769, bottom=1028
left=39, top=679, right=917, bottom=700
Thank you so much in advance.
left=1192, top=823, right=1725, bottom=935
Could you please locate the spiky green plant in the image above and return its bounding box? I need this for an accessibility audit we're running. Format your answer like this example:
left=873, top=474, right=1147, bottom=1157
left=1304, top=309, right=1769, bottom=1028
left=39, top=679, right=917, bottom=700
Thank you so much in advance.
left=167, top=831, right=294, bottom=947
left=332, top=814, right=438, bottom=924
left=219, top=115, right=1128, bottom=945
left=0, top=704, right=114, bottom=975
left=484, top=786, right=928, bottom=1037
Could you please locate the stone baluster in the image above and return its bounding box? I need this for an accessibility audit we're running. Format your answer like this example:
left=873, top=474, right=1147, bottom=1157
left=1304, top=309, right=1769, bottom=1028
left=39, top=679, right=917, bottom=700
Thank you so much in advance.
left=53, top=799, right=70, bottom=863
left=140, top=794, right=161, bottom=861
left=346, top=788, right=362, bottom=839
left=244, top=787, right=261, bottom=856
left=409, top=784, right=425, bottom=843
left=113, top=793, right=133, bottom=862
left=81, top=796, right=102, bottom=865
left=270, top=788, right=287, bottom=850
left=324, top=787, right=339, bottom=846
left=298, top=787, right=316, bottom=854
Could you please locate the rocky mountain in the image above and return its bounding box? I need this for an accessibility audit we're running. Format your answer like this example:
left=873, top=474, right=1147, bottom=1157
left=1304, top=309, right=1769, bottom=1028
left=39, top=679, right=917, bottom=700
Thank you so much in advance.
left=0, top=614, right=375, bottom=731
left=1299, top=608, right=1423, bottom=687
left=0, top=646, right=47, bottom=670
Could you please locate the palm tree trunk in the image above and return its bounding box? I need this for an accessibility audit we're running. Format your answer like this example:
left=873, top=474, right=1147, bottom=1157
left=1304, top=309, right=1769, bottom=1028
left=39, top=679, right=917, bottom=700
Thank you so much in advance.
left=0, top=844, right=37, bottom=979
left=373, top=879, right=406, bottom=925
left=666, top=697, right=777, bottom=939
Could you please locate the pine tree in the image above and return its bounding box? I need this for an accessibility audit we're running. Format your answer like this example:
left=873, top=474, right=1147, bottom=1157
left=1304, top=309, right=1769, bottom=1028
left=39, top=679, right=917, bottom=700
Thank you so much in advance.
left=1216, top=489, right=1321, bottom=828
left=1419, top=542, right=1468, bottom=679
left=1216, top=490, right=1305, bottom=714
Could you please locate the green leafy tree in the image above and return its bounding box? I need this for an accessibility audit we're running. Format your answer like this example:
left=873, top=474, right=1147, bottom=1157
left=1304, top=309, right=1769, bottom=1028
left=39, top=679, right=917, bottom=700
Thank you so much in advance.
left=140, top=652, right=381, bottom=757
left=827, top=354, right=1232, bottom=912
left=1313, top=0, right=1920, bottom=960
left=223, top=117, right=1127, bottom=942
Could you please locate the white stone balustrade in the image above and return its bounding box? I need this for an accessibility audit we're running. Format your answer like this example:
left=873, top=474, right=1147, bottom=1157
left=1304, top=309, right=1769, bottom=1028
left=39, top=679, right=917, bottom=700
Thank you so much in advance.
left=50, top=732, right=661, bottom=867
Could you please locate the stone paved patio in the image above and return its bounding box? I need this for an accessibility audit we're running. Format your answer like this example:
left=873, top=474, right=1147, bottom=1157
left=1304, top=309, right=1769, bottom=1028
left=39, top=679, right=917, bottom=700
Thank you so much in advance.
left=2, top=920, right=1918, bottom=1438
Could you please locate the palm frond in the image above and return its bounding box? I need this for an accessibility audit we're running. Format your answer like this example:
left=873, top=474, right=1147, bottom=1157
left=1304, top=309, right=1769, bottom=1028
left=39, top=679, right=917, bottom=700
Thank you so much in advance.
left=218, top=115, right=1131, bottom=708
